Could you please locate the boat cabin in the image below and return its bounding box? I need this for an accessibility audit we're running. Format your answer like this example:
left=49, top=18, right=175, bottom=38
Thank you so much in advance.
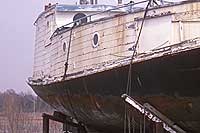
left=33, top=3, right=124, bottom=79
left=32, top=1, right=200, bottom=84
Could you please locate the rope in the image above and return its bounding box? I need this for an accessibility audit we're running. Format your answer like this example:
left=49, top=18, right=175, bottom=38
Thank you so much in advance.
left=126, top=0, right=151, bottom=95
left=66, top=88, right=79, bottom=121
left=128, top=111, right=131, bottom=133
left=124, top=106, right=127, bottom=133
left=143, top=108, right=146, bottom=133
left=124, top=1, right=152, bottom=133
left=140, top=118, right=143, bottom=133
left=62, top=25, right=79, bottom=124
left=63, top=26, right=74, bottom=80
left=125, top=5, right=151, bottom=94
left=132, top=117, right=135, bottom=133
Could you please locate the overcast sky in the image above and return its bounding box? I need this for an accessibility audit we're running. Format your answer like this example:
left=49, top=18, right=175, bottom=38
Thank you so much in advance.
left=0, top=0, right=125, bottom=94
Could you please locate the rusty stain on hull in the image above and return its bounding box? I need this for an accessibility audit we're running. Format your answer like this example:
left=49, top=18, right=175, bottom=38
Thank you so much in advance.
left=29, top=1, right=200, bottom=132
left=30, top=47, right=200, bottom=132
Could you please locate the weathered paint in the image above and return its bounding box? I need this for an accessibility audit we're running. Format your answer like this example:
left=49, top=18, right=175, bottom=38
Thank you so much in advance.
left=30, top=46, right=200, bottom=132
left=33, top=4, right=122, bottom=79
left=32, top=1, right=200, bottom=81
left=29, top=1, right=200, bottom=132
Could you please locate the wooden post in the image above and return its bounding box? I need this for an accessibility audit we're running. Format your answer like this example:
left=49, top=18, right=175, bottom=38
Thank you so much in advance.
left=42, top=114, right=49, bottom=133
left=155, top=122, right=165, bottom=133
left=42, top=112, right=85, bottom=133
left=63, top=123, right=68, bottom=132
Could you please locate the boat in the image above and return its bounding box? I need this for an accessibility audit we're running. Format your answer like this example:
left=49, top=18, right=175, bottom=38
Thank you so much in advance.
left=28, top=0, right=200, bottom=132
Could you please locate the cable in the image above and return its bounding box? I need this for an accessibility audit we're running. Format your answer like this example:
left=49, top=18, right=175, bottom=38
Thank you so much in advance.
left=124, top=1, right=152, bottom=133
left=63, top=26, right=74, bottom=80
left=124, top=105, right=127, bottom=133
left=143, top=108, right=146, bottom=133
left=128, top=111, right=131, bottom=133
left=126, top=0, right=151, bottom=94
left=132, top=116, right=135, bottom=133
left=66, top=88, right=79, bottom=121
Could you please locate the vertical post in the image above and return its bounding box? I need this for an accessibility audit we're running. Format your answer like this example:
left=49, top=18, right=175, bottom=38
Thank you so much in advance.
left=143, top=109, right=146, bottom=133
left=139, top=118, right=142, bottom=133
left=77, top=122, right=87, bottom=133
left=63, top=123, right=68, bottom=133
left=155, top=123, right=165, bottom=133
left=90, top=0, right=94, bottom=4
left=43, top=114, right=49, bottom=133
left=149, top=121, right=155, bottom=133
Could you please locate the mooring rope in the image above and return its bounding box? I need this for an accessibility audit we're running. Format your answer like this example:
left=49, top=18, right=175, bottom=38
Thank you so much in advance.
left=143, top=108, right=146, bottom=133
left=124, top=0, right=152, bottom=133
left=63, top=26, right=74, bottom=80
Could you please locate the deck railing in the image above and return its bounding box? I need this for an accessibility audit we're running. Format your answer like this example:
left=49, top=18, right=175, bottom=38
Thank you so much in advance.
left=51, top=0, right=150, bottom=38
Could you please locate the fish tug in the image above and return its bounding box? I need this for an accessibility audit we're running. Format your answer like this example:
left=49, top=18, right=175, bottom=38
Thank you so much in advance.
left=28, top=0, right=200, bottom=132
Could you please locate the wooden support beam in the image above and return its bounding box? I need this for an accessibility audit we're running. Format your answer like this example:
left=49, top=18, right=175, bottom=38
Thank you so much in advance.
left=155, top=123, right=165, bottom=133
left=63, top=123, right=68, bottom=132
left=42, top=114, right=49, bottom=133
left=144, top=103, right=186, bottom=133
left=42, top=112, right=87, bottom=133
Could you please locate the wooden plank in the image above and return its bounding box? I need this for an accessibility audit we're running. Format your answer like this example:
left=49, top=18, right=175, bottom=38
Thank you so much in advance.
left=69, top=42, right=133, bottom=61
left=67, top=50, right=132, bottom=71
left=42, top=114, right=49, bottom=133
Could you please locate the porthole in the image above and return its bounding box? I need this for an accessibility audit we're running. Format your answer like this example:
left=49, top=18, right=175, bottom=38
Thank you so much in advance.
left=92, top=32, right=99, bottom=48
left=63, top=42, right=66, bottom=52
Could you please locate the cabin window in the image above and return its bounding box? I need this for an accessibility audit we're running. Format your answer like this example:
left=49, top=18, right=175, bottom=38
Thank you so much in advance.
left=73, top=13, right=87, bottom=26
left=63, top=42, right=66, bottom=52
left=92, top=32, right=99, bottom=48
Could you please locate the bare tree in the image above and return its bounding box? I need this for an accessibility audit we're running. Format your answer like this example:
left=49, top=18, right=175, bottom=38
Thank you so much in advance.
left=2, top=89, right=22, bottom=133
left=0, top=90, right=61, bottom=133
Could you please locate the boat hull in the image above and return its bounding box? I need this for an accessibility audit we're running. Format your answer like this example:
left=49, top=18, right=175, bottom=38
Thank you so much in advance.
left=30, top=48, right=200, bottom=132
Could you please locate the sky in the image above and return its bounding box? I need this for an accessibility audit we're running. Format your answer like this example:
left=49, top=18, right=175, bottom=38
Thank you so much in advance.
left=0, top=0, right=180, bottom=94
left=0, top=0, right=126, bottom=94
